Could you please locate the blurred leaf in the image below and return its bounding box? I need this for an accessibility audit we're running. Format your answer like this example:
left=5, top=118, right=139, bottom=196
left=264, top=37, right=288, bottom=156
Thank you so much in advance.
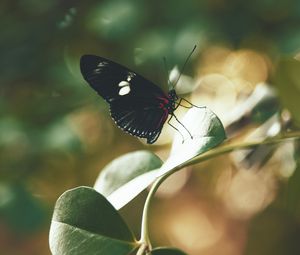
left=0, top=183, right=46, bottom=233
left=231, top=114, right=281, bottom=169
left=134, top=30, right=173, bottom=65
left=277, top=28, right=300, bottom=54
left=0, top=118, right=27, bottom=147
left=43, top=119, right=82, bottom=152
left=173, top=22, right=212, bottom=60
left=159, top=107, right=226, bottom=175
left=49, top=186, right=137, bottom=255
left=58, top=7, right=77, bottom=29
left=273, top=58, right=300, bottom=125
left=251, top=95, right=279, bottom=123
left=151, top=247, right=188, bottom=255
left=94, top=150, right=162, bottom=210
left=224, top=83, right=278, bottom=137
left=87, top=0, right=143, bottom=41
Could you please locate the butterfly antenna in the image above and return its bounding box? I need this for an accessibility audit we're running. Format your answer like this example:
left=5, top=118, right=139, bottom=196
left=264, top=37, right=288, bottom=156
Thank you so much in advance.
left=163, top=57, right=173, bottom=88
left=174, top=45, right=197, bottom=88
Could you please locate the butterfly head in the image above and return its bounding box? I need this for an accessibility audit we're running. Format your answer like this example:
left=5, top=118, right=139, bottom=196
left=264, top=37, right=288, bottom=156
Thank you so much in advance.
left=168, top=89, right=178, bottom=102
left=167, top=89, right=178, bottom=113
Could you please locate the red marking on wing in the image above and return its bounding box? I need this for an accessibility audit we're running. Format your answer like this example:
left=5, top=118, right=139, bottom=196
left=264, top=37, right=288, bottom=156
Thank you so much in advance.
left=156, top=96, right=169, bottom=105
left=156, top=107, right=169, bottom=129
left=155, top=96, right=171, bottom=128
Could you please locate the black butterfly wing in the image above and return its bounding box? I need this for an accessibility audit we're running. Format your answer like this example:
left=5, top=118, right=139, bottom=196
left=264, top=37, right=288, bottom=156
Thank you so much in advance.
left=110, top=96, right=169, bottom=144
left=80, top=54, right=171, bottom=144
left=80, top=55, right=166, bottom=103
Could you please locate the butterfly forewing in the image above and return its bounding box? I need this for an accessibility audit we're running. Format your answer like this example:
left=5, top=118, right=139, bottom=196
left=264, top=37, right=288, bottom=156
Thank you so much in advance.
left=80, top=55, right=173, bottom=144
left=80, top=55, right=166, bottom=102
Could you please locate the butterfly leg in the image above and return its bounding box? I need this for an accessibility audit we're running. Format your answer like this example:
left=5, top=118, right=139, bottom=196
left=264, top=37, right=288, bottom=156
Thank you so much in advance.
left=180, top=97, right=204, bottom=108
left=172, top=113, right=193, bottom=140
left=175, top=98, right=183, bottom=109
left=176, top=103, right=193, bottom=109
left=167, top=115, right=185, bottom=143
left=175, top=98, right=193, bottom=109
left=175, top=98, right=194, bottom=109
left=175, top=98, right=202, bottom=109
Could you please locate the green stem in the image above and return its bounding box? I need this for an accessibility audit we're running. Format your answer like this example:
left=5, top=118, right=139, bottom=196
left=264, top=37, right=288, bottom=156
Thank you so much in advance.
left=177, top=131, right=300, bottom=171
left=139, top=131, right=300, bottom=248
left=139, top=173, right=166, bottom=248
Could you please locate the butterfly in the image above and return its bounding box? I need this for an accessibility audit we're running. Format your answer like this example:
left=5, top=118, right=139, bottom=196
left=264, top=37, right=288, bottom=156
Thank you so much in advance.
left=80, top=51, right=196, bottom=144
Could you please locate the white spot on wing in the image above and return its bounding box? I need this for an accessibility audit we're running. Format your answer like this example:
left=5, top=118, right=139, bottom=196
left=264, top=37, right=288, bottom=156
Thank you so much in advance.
left=94, top=61, right=108, bottom=74
left=119, top=86, right=131, bottom=96
left=118, top=81, right=130, bottom=87
left=118, top=80, right=131, bottom=96
left=97, top=61, right=108, bottom=67
left=127, top=72, right=136, bottom=81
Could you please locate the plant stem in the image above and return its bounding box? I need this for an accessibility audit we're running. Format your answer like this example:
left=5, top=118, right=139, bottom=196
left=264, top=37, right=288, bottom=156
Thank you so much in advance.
left=139, top=131, right=300, bottom=248
left=139, top=174, right=164, bottom=249
left=185, top=131, right=300, bottom=168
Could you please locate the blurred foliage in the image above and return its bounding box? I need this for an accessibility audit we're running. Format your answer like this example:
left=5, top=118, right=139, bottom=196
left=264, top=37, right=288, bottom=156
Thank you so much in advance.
left=0, top=182, right=47, bottom=233
left=1, top=0, right=300, bottom=254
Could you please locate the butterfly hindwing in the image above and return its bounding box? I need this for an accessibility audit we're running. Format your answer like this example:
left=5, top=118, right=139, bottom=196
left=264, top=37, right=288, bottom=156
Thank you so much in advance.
left=110, top=97, right=169, bottom=144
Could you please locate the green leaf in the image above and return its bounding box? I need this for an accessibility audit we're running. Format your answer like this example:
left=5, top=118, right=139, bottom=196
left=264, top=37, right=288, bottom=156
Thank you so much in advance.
left=94, top=150, right=162, bottom=209
left=94, top=150, right=162, bottom=196
left=151, top=247, right=188, bottom=255
left=49, top=186, right=137, bottom=255
left=159, top=107, right=226, bottom=175
left=106, top=169, right=159, bottom=210
left=273, top=58, right=300, bottom=125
